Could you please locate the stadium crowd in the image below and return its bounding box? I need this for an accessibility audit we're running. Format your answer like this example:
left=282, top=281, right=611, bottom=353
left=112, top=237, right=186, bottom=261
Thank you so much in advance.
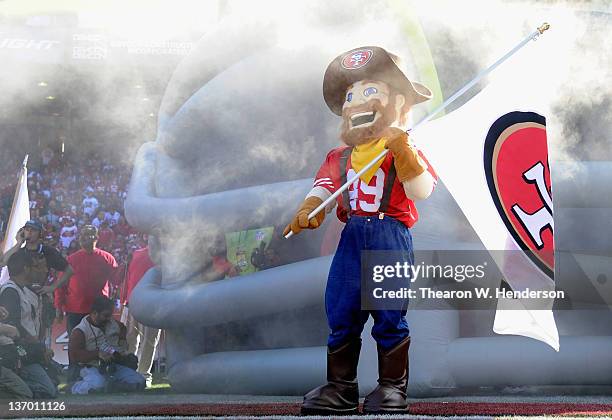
left=0, top=150, right=153, bottom=397
left=0, top=150, right=145, bottom=265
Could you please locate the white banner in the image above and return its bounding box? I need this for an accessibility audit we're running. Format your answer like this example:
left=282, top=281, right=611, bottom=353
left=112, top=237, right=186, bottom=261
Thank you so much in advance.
left=414, top=33, right=559, bottom=350
left=0, top=157, right=31, bottom=285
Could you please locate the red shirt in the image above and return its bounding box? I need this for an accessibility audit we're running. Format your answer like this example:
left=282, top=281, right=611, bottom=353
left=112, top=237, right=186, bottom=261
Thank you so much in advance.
left=97, top=227, right=115, bottom=250
left=122, top=247, right=154, bottom=305
left=212, top=255, right=238, bottom=278
left=113, top=222, right=134, bottom=237
left=314, top=146, right=437, bottom=228
left=58, top=248, right=118, bottom=314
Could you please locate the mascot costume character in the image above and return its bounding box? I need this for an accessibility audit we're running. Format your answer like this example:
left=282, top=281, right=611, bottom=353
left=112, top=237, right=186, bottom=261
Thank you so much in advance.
left=283, top=46, right=437, bottom=415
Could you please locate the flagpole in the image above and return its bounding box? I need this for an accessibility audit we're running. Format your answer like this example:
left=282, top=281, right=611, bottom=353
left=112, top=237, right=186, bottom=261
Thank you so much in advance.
left=1, top=155, right=29, bottom=251
left=285, top=23, right=550, bottom=239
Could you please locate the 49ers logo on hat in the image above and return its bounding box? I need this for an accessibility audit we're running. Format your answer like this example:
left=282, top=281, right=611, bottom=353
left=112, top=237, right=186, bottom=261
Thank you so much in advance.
left=484, top=111, right=554, bottom=278
left=341, top=49, right=373, bottom=70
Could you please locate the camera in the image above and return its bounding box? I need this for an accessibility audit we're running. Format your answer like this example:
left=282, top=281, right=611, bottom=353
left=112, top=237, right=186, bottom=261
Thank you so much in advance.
left=99, top=359, right=117, bottom=375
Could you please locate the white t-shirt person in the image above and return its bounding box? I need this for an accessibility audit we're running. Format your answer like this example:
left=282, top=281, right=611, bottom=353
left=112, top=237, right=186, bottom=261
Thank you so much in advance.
left=60, top=225, right=78, bottom=249
left=82, top=196, right=99, bottom=218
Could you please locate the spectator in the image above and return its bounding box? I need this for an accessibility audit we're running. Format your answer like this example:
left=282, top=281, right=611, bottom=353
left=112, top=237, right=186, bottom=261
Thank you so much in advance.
left=29, top=191, right=42, bottom=219
left=59, top=206, right=76, bottom=227
left=49, top=225, right=118, bottom=334
left=1, top=220, right=73, bottom=290
left=108, top=207, right=121, bottom=227
left=97, top=221, right=115, bottom=251
left=69, top=296, right=145, bottom=394
left=91, top=210, right=108, bottom=230
left=41, top=200, right=60, bottom=226
left=59, top=218, right=78, bottom=250
left=123, top=247, right=159, bottom=387
left=52, top=183, right=66, bottom=204
left=0, top=305, right=33, bottom=398
left=43, top=224, right=59, bottom=249
left=82, top=189, right=98, bottom=218
left=113, top=216, right=132, bottom=237
left=0, top=253, right=57, bottom=398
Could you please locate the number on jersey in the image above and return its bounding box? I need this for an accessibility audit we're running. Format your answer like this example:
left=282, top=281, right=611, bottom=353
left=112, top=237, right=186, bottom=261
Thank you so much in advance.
left=347, top=168, right=385, bottom=212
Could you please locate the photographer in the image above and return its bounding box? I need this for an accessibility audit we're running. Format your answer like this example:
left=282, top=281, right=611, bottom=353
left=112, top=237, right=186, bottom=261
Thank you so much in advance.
left=0, top=253, right=57, bottom=398
left=69, top=296, right=145, bottom=395
left=0, top=306, right=33, bottom=398
left=0, top=220, right=73, bottom=292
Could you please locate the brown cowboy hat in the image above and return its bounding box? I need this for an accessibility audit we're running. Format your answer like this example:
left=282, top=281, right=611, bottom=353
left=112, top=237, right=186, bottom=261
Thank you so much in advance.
left=323, top=46, right=432, bottom=116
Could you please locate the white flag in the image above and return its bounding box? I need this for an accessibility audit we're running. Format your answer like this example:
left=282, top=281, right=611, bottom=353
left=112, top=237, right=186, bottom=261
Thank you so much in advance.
left=414, top=34, right=559, bottom=350
left=0, top=156, right=31, bottom=285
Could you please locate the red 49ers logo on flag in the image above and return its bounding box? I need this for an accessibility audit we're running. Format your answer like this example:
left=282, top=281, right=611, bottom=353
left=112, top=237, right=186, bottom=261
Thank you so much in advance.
left=484, top=111, right=554, bottom=278
left=341, top=49, right=373, bottom=70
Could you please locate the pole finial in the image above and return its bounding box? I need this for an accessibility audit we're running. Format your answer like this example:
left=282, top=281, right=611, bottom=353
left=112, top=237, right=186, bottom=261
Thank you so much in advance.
left=538, top=22, right=550, bottom=34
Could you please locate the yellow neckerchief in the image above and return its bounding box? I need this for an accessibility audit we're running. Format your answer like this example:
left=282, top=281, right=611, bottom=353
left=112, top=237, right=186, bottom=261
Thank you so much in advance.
left=350, top=138, right=387, bottom=183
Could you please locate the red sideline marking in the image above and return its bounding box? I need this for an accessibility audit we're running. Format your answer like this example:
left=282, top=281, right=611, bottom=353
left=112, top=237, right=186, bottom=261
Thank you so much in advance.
left=3, top=402, right=612, bottom=418
left=409, top=402, right=612, bottom=417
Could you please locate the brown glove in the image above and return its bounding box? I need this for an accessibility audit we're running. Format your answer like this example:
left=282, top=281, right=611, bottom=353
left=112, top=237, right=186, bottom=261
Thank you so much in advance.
left=283, top=196, right=325, bottom=237
left=384, top=128, right=427, bottom=182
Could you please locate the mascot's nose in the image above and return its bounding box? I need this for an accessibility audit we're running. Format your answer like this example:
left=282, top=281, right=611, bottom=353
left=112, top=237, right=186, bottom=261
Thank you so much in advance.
left=351, top=93, right=368, bottom=106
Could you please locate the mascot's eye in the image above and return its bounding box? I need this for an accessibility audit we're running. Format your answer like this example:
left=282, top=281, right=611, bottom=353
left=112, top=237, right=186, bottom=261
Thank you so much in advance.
left=363, top=87, right=378, bottom=96
left=346, top=92, right=353, bottom=102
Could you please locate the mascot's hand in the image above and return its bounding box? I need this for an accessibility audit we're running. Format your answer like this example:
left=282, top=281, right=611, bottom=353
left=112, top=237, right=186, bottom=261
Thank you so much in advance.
left=384, top=128, right=426, bottom=182
left=383, top=127, right=409, bottom=152
left=283, top=196, right=325, bottom=236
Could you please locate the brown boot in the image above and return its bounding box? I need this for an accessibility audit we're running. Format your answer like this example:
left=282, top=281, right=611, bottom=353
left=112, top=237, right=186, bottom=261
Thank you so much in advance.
left=300, top=339, right=361, bottom=415
left=363, top=337, right=410, bottom=414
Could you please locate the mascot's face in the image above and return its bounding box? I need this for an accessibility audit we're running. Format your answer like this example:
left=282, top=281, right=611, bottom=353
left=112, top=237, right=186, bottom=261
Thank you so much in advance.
left=340, top=80, right=406, bottom=146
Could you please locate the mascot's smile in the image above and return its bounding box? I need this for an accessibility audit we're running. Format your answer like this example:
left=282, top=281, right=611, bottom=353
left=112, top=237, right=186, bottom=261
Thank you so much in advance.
left=350, top=110, right=378, bottom=128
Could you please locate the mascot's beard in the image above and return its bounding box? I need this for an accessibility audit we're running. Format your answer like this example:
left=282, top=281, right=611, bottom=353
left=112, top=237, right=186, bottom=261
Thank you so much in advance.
left=340, top=96, right=398, bottom=146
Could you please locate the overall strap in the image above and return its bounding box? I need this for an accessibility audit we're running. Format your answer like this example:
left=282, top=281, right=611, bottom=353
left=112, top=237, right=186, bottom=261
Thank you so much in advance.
left=379, top=157, right=397, bottom=213
left=339, top=147, right=353, bottom=218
